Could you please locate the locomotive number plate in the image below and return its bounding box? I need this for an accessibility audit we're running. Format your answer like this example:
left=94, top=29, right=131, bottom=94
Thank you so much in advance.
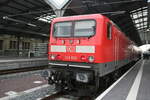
left=64, top=56, right=77, bottom=60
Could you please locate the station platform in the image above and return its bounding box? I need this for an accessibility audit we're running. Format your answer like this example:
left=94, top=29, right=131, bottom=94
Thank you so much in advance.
left=0, top=73, right=54, bottom=100
left=0, top=57, right=48, bottom=71
left=96, top=59, right=149, bottom=100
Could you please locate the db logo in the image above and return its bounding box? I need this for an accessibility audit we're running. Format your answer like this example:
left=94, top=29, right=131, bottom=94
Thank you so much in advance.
left=66, top=46, right=75, bottom=52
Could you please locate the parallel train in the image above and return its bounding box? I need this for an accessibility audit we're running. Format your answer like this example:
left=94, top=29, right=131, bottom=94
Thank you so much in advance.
left=47, top=14, right=139, bottom=96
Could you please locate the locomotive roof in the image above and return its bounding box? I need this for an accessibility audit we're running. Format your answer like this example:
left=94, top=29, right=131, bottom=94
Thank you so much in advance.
left=52, top=14, right=105, bottom=22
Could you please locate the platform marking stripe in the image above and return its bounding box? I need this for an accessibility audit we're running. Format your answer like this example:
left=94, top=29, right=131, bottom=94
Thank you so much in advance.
left=33, top=81, right=43, bottom=84
left=5, top=91, right=18, bottom=96
left=95, top=60, right=142, bottom=100
left=126, top=60, right=145, bottom=100
left=0, top=84, right=50, bottom=100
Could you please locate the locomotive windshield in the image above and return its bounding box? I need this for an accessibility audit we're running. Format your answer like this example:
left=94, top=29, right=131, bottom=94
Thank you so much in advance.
left=53, top=22, right=72, bottom=37
left=53, top=20, right=95, bottom=37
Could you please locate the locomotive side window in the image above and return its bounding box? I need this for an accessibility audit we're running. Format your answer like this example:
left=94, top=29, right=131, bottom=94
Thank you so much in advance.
left=74, top=20, right=96, bottom=37
left=107, top=23, right=112, bottom=40
left=53, top=22, right=72, bottom=37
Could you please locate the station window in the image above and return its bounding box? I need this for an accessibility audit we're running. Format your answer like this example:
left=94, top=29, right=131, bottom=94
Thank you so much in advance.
left=107, top=23, right=112, bottom=40
left=25, top=42, right=30, bottom=49
left=22, top=42, right=25, bottom=49
left=22, top=42, right=30, bottom=49
left=0, top=40, right=3, bottom=50
left=9, top=41, right=17, bottom=49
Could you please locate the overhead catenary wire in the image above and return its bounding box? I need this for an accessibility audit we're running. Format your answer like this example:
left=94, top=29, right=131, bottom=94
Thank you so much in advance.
left=4, top=0, right=142, bottom=17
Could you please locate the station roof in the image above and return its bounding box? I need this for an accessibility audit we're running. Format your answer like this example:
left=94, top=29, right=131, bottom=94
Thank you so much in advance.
left=0, top=0, right=148, bottom=45
left=0, top=0, right=53, bottom=37
left=66, top=0, right=148, bottom=45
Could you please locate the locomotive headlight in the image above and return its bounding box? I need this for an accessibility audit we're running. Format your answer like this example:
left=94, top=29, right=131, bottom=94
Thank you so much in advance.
left=51, top=55, right=56, bottom=60
left=88, top=56, right=94, bottom=62
left=76, top=73, right=88, bottom=83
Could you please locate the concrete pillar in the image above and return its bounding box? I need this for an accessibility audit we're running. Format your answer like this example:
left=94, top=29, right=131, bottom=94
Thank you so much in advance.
left=17, top=36, right=23, bottom=56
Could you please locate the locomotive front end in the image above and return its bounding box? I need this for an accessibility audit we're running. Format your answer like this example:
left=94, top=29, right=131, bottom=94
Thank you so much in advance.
left=47, top=14, right=103, bottom=95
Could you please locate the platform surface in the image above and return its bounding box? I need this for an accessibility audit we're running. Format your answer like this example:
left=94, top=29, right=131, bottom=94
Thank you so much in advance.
left=0, top=57, right=48, bottom=70
left=96, top=59, right=150, bottom=100
left=0, top=74, right=48, bottom=98
left=0, top=57, right=48, bottom=63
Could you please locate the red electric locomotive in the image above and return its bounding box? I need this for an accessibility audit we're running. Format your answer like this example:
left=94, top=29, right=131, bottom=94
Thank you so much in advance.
left=47, top=14, right=138, bottom=95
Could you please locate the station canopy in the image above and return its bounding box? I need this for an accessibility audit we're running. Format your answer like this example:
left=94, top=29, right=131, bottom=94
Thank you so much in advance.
left=0, top=0, right=149, bottom=45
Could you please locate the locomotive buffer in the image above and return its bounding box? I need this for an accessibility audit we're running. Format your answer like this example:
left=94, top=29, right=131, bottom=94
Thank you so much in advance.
left=96, top=59, right=150, bottom=100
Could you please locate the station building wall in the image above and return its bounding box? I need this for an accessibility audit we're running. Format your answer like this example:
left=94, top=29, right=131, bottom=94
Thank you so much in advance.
left=0, top=34, right=48, bottom=57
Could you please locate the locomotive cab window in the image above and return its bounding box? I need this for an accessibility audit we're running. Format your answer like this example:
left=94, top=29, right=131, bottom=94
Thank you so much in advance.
left=107, top=23, right=112, bottom=40
left=74, top=20, right=96, bottom=37
left=53, top=22, right=72, bottom=37
left=53, top=20, right=96, bottom=37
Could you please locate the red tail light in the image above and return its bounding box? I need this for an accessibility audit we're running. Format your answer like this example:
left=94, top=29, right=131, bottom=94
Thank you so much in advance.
left=57, top=55, right=61, bottom=60
left=81, top=55, right=86, bottom=61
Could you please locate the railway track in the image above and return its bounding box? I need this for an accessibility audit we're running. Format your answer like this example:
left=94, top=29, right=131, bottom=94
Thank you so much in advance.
left=41, top=91, right=93, bottom=100
left=0, top=66, right=48, bottom=75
